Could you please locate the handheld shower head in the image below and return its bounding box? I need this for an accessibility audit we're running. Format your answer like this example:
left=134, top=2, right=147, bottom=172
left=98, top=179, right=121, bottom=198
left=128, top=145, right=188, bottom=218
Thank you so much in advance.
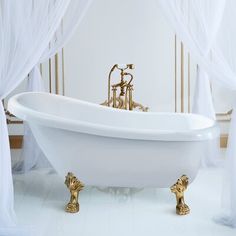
left=116, top=64, right=135, bottom=70
left=116, top=64, right=127, bottom=70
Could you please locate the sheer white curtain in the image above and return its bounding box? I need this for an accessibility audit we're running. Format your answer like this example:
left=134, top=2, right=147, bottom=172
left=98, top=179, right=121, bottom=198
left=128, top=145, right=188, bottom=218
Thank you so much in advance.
left=158, top=0, right=226, bottom=119
left=157, top=0, right=226, bottom=167
left=157, top=0, right=236, bottom=227
left=213, top=0, right=236, bottom=227
left=0, top=0, right=71, bottom=233
left=18, top=0, right=93, bottom=173
left=12, top=67, right=51, bottom=173
left=40, top=0, right=93, bottom=61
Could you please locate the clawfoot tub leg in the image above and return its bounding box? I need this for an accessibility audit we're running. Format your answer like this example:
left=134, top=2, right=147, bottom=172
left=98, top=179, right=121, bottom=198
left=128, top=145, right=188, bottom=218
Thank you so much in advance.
left=65, top=172, right=84, bottom=213
left=170, top=175, right=190, bottom=215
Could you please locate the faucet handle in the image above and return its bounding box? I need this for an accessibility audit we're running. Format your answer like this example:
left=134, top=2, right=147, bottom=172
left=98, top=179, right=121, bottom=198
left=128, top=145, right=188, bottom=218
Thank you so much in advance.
left=127, top=64, right=135, bottom=69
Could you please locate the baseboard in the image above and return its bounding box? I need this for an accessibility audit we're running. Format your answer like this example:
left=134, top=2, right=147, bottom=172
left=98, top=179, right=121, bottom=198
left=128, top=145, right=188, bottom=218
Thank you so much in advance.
left=9, top=135, right=23, bottom=149
left=220, top=134, right=228, bottom=148
left=9, top=134, right=228, bottom=149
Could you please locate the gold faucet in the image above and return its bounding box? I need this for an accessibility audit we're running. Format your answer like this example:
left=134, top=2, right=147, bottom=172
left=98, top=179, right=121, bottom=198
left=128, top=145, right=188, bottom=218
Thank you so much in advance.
left=101, top=64, right=148, bottom=112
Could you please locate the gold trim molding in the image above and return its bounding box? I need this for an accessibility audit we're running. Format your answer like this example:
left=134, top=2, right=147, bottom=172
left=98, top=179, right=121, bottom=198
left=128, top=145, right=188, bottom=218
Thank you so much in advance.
left=174, top=34, right=177, bottom=112
left=9, top=135, right=23, bottom=149
left=180, top=42, right=184, bottom=113
left=55, top=53, right=59, bottom=94
left=10, top=134, right=228, bottom=149
left=220, top=134, right=228, bottom=148
left=175, top=36, right=190, bottom=114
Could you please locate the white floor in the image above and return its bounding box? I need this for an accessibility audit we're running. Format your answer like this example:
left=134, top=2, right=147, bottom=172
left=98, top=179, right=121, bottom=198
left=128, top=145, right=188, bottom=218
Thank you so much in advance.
left=12, top=150, right=236, bottom=236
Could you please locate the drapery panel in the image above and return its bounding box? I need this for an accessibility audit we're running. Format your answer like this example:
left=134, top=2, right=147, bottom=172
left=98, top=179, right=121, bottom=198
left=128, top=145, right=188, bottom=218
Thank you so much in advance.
left=158, top=0, right=236, bottom=227
left=157, top=0, right=236, bottom=89
left=213, top=0, right=236, bottom=227
left=157, top=0, right=226, bottom=165
left=0, top=0, right=71, bottom=233
left=20, top=0, right=93, bottom=173
left=12, top=66, right=51, bottom=173
left=40, top=0, right=93, bottom=62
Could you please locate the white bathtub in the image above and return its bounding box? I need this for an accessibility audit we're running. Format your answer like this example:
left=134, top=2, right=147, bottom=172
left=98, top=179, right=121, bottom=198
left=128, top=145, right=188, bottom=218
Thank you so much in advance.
left=8, top=92, right=219, bottom=188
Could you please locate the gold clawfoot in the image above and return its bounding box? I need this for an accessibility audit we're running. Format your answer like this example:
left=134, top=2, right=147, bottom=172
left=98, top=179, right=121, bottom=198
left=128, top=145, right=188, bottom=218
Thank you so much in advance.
left=170, top=175, right=190, bottom=215
left=65, top=172, right=84, bottom=213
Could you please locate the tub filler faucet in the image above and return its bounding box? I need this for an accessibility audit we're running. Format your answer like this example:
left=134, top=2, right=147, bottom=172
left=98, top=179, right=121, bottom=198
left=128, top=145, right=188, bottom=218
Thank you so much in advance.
left=101, top=64, right=148, bottom=112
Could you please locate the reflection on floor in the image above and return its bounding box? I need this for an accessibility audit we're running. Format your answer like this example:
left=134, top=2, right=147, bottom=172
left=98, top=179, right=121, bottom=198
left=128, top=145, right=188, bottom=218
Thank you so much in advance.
left=13, top=166, right=236, bottom=236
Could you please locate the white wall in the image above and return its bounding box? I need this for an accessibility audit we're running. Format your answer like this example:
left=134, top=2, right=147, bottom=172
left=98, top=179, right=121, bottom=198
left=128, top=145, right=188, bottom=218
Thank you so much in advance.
left=64, top=0, right=193, bottom=112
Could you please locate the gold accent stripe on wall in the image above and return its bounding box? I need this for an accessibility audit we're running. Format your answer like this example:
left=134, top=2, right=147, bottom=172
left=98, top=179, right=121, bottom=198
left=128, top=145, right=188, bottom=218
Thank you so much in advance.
left=62, top=48, right=65, bottom=95
left=174, top=35, right=177, bottom=112
left=49, top=58, right=52, bottom=93
left=55, top=53, right=59, bottom=94
left=188, top=53, right=190, bottom=113
left=181, top=42, right=184, bottom=113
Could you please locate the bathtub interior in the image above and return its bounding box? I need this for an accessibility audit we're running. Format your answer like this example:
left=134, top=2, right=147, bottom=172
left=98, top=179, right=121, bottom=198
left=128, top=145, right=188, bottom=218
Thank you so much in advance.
left=13, top=92, right=215, bottom=132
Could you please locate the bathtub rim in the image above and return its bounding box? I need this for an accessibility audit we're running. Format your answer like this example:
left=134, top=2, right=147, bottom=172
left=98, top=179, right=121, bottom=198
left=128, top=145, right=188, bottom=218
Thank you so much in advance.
left=8, top=92, right=220, bottom=142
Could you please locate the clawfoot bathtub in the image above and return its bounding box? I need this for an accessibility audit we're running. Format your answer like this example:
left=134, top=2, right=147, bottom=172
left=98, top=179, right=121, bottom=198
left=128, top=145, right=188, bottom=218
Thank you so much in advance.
left=8, top=92, right=219, bottom=213
left=8, top=92, right=219, bottom=187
